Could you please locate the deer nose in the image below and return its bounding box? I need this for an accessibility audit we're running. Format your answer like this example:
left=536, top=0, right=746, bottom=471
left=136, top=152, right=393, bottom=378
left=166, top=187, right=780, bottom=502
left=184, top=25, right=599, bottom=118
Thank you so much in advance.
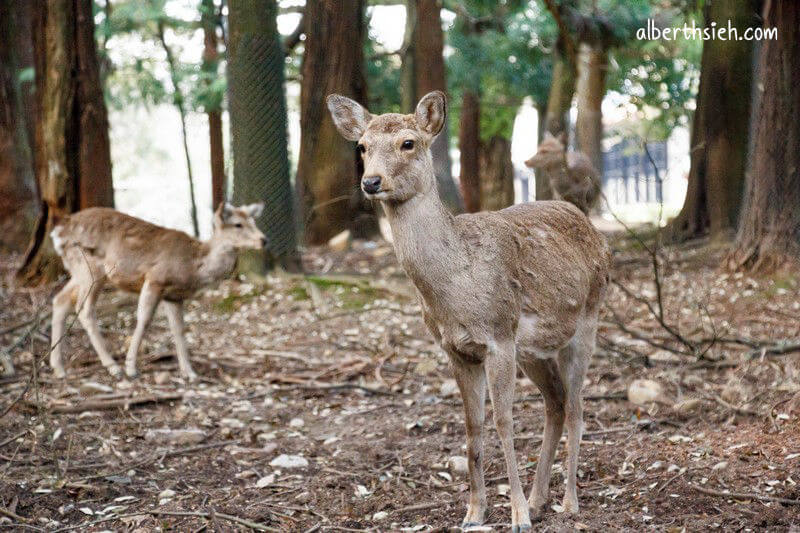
left=362, top=175, right=382, bottom=194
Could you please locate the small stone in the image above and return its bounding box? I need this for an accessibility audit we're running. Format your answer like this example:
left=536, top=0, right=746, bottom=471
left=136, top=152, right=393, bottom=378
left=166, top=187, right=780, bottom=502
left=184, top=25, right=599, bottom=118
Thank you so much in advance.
left=220, top=418, right=245, bottom=429
left=289, top=417, right=305, bottom=428
left=80, top=382, right=113, bottom=395
left=153, top=371, right=171, bottom=385
left=497, top=484, right=510, bottom=496
left=295, top=491, right=312, bottom=503
left=649, top=350, right=681, bottom=363
left=144, top=429, right=206, bottom=446
left=255, top=474, right=275, bottom=488
left=628, top=379, right=663, bottom=405
left=439, top=379, right=459, bottom=398
left=447, top=456, right=469, bottom=475
left=674, top=398, right=703, bottom=413
left=372, top=511, right=389, bottom=521
left=269, top=454, right=308, bottom=469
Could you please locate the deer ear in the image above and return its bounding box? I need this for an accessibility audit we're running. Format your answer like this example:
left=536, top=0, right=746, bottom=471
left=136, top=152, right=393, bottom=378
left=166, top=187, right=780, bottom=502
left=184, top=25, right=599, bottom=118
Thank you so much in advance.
left=326, top=94, right=371, bottom=141
left=415, top=91, right=446, bottom=138
left=246, top=202, right=265, bottom=218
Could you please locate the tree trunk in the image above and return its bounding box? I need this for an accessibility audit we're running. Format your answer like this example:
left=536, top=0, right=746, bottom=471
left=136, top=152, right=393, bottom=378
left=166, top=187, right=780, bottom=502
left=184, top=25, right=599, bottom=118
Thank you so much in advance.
left=228, top=0, right=298, bottom=268
left=201, top=0, right=226, bottom=209
left=538, top=47, right=575, bottom=201
left=400, top=0, right=417, bottom=113
left=16, top=0, right=114, bottom=285
left=667, top=0, right=760, bottom=243
left=0, top=0, right=39, bottom=251
left=729, top=1, right=800, bottom=271
left=412, top=0, right=462, bottom=213
left=459, top=90, right=481, bottom=212
left=575, top=42, right=606, bottom=178
left=157, top=20, right=200, bottom=238
left=296, top=0, right=374, bottom=244
left=478, top=136, right=514, bottom=210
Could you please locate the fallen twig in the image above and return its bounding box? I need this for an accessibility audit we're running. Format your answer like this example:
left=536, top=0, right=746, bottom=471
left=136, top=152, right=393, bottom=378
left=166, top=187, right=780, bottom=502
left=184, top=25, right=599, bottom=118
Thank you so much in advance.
left=22, top=393, right=184, bottom=414
left=689, top=483, right=800, bottom=506
left=53, top=509, right=279, bottom=532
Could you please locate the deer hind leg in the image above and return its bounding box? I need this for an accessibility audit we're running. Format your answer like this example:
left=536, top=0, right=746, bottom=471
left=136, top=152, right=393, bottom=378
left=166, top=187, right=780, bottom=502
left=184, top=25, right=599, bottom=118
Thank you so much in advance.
left=51, top=280, right=78, bottom=378
left=518, top=355, right=565, bottom=519
left=124, top=280, right=162, bottom=379
left=162, top=300, right=197, bottom=382
left=452, top=361, right=487, bottom=527
left=73, top=277, right=120, bottom=378
left=486, top=341, right=532, bottom=532
left=558, top=319, right=594, bottom=515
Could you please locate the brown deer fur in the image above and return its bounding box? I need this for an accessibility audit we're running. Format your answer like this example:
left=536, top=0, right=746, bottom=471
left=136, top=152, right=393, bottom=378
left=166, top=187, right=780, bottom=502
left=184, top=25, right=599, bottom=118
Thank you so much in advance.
left=49, top=203, right=266, bottom=381
left=525, top=131, right=601, bottom=214
left=328, top=91, right=611, bottom=531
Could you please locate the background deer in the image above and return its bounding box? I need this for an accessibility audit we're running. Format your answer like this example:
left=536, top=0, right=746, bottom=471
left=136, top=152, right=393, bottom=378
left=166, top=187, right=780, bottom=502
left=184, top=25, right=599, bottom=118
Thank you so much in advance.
left=49, top=203, right=266, bottom=381
left=525, top=131, right=601, bottom=214
left=328, top=91, right=611, bottom=531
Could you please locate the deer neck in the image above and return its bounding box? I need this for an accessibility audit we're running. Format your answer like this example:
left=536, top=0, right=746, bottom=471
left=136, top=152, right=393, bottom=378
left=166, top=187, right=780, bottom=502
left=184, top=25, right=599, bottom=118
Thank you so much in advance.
left=197, top=235, right=237, bottom=284
left=382, top=178, right=463, bottom=288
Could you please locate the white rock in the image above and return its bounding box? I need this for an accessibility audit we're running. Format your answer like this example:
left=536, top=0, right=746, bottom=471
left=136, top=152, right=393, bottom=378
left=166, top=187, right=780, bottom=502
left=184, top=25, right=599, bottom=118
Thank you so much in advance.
left=372, top=511, right=389, bottom=521
left=649, top=350, right=681, bottom=363
left=144, top=429, right=206, bottom=446
left=628, top=379, right=663, bottom=405
left=674, top=398, right=703, bottom=413
left=269, top=454, right=309, bottom=469
left=255, top=474, right=275, bottom=488
left=220, top=418, right=245, bottom=429
left=289, top=417, right=305, bottom=428
left=447, top=456, right=469, bottom=475
left=439, top=379, right=459, bottom=398
left=497, top=484, right=510, bottom=496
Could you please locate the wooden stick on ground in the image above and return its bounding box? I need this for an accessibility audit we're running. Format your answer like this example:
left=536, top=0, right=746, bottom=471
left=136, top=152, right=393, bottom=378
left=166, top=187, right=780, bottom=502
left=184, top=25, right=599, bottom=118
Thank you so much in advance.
left=690, top=484, right=800, bottom=505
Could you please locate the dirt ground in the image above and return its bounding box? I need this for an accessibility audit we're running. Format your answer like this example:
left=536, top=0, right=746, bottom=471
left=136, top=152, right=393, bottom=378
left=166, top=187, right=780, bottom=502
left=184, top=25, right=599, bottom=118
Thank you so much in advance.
left=1, top=230, right=799, bottom=532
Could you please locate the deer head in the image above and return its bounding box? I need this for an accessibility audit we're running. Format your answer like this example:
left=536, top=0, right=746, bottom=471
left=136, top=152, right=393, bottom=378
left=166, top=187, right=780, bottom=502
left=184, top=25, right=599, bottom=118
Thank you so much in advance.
left=212, top=202, right=267, bottom=249
left=525, top=131, right=568, bottom=169
left=326, top=91, right=447, bottom=203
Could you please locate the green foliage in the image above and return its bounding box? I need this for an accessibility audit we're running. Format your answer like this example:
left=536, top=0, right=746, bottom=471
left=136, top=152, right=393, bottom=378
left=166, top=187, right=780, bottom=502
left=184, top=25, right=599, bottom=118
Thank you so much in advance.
left=99, top=0, right=226, bottom=113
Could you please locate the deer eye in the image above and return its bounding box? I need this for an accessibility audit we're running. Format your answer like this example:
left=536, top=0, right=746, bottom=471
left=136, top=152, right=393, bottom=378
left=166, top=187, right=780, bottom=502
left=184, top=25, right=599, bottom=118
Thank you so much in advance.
left=357, top=144, right=366, bottom=154
left=401, top=140, right=414, bottom=150
left=235, top=223, right=243, bottom=228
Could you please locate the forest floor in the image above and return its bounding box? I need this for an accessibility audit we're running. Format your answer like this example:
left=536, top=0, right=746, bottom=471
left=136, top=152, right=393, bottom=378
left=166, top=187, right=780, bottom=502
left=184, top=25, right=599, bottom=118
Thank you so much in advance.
left=1, top=228, right=800, bottom=532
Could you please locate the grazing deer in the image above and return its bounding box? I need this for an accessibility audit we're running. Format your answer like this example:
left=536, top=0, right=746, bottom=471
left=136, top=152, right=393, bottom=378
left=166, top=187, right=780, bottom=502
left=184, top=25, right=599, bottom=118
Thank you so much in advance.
left=328, top=91, right=611, bottom=531
left=525, top=131, right=601, bottom=214
left=49, top=203, right=266, bottom=381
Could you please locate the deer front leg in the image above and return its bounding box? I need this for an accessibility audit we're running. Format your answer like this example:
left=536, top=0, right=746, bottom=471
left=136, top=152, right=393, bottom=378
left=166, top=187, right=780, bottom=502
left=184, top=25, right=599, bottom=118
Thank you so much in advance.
left=486, top=342, right=531, bottom=532
left=125, top=280, right=162, bottom=379
left=51, top=281, right=77, bottom=379
left=162, top=300, right=197, bottom=382
left=452, top=361, right=486, bottom=528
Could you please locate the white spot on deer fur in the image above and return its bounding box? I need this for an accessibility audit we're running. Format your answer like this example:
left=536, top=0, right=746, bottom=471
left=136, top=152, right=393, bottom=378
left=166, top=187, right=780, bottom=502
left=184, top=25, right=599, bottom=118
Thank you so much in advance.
left=50, top=226, right=65, bottom=256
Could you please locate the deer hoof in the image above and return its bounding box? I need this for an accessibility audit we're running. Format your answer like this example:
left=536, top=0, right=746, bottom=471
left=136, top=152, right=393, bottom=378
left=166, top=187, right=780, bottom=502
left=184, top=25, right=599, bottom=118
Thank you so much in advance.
left=124, top=367, right=139, bottom=379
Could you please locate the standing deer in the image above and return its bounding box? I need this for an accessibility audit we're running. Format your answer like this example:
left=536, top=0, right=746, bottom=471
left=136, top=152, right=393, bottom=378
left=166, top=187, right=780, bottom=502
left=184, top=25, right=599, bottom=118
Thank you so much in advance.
left=49, top=203, right=266, bottom=381
left=525, top=131, right=601, bottom=214
left=328, top=91, right=611, bottom=531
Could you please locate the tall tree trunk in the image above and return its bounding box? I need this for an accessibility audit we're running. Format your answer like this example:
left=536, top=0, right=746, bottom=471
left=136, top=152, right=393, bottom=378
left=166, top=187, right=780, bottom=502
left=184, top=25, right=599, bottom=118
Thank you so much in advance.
left=409, top=0, right=462, bottom=213
left=296, top=0, right=374, bottom=244
left=459, top=90, right=481, bottom=212
left=201, top=0, right=226, bottom=209
left=667, top=0, right=760, bottom=242
left=157, top=21, right=200, bottom=238
left=538, top=46, right=575, bottom=200
left=0, top=0, right=38, bottom=251
left=228, top=0, right=298, bottom=268
left=16, top=0, right=114, bottom=285
left=478, top=135, right=514, bottom=210
left=729, top=1, right=800, bottom=271
left=575, top=42, right=606, bottom=177
left=400, top=0, right=417, bottom=113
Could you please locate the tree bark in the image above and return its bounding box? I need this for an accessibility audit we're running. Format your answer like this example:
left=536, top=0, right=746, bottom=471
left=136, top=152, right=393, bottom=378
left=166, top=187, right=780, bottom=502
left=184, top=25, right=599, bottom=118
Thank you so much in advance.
left=296, top=0, right=374, bottom=244
left=0, top=0, right=39, bottom=251
left=459, top=89, right=481, bottom=212
left=538, top=47, right=575, bottom=201
left=667, top=0, right=760, bottom=243
left=729, top=1, right=800, bottom=271
left=411, top=0, right=462, bottom=213
left=16, top=0, right=114, bottom=285
left=228, top=0, right=298, bottom=268
left=575, top=42, right=606, bottom=178
left=478, top=136, right=514, bottom=210
left=201, top=0, right=226, bottom=209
